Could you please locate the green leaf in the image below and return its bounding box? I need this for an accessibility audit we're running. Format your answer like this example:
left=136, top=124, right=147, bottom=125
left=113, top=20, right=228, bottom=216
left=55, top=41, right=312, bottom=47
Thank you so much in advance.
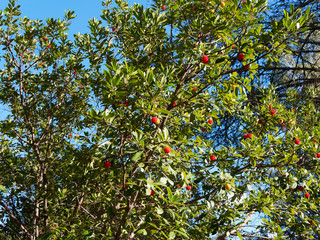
left=132, top=151, right=144, bottom=161
left=0, top=185, right=7, bottom=193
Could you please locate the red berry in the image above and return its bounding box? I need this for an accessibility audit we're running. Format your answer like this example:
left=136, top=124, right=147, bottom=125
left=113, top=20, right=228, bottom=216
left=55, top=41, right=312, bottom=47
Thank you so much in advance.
left=314, top=139, right=317, bottom=142
left=191, top=7, right=194, bottom=10
left=297, top=186, right=304, bottom=191
left=44, top=37, right=48, bottom=41
left=293, top=109, right=296, bottom=112
left=258, top=120, right=263, bottom=124
left=150, top=190, right=155, bottom=196
left=112, top=28, right=116, bottom=31
left=74, top=71, right=77, bottom=75
left=104, top=161, right=111, bottom=168
left=152, top=117, right=159, bottom=124
left=125, top=102, right=129, bottom=106
left=317, top=153, right=320, bottom=158
left=231, top=45, right=235, bottom=48
left=210, top=156, right=216, bottom=161
left=244, top=65, right=250, bottom=70
left=310, top=221, right=314, bottom=225
left=269, top=105, right=272, bottom=109
left=237, top=53, right=244, bottom=61
left=47, top=45, right=51, bottom=48
left=247, top=133, right=252, bottom=138
left=186, top=185, right=192, bottom=190
left=162, top=6, right=165, bottom=10
left=243, top=134, right=248, bottom=139
left=177, top=185, right=180, bottom=188
left=193, top=88, right=197, bottom=92
left=294, top=139, right=300, bottom=145
left=164, top=147, right=171, bottom=154
left=202, top=55, right=209, bottom=64
left=202, top=128, right=206, bottom=132
left=271, top=109, right=276, bottom=115
left=173, top=102, right=177, bottom=106
left=305, top=193, right=310, bottom=198
left=208, top=119, right=213, bottom=124
left=177, top=148, right=181, bottom=151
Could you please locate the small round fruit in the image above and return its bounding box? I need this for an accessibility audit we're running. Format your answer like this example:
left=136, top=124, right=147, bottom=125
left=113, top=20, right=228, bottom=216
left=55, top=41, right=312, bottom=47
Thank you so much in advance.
left=305, top=193, right=310, bottom=198
left=271, top=109, right=276, bottom=115
left=237, top=53, right=245, bottom=61
left=317, top=153, right=320, bottom=158
left=162, top=6, right=165, bottom=10
left=226, top=184, right=231, bottom=190
left=294, top=139, right=300, bottom=145
left=314, top=139, right=317, bottom=142
left=297, top=186, right=304, bottom=191
left=150, top=190, right=155, bottom=196
left=290, top=121, right=295, bottom=125
left=244, top=65, right=250, bottom=70
left=210, top=156, right=216, bottom=161
left=186, top=185, right=192, bottom=190
left=164, top=147, right=171, bottom=154
left=243, top=134, right=248, bottom=139
left=173, top=101, right=177, bottom=106
left=220, top=2, right=225, bottom=7
left=152, top=117, right=160, bottom=124
left=279, top=119, right=283, bottom=124
left=210, top=9, right=215, bottom=13
left=202, top=55, right=209, bottom=64
left=247, top=133, right=252, bottom=138
left=258, top=119, right=263, bottom=124
left=104, top=161, right=111, bottom=168
left=208, top=119, right=213, bottom=124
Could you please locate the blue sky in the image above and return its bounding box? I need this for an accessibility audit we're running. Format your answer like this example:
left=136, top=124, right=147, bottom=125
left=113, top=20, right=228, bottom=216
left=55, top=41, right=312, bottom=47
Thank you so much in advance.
left=0, top=0, right=150, bottom=35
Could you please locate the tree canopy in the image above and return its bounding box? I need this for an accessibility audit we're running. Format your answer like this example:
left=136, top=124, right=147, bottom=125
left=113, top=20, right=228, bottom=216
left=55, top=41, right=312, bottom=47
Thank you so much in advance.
left=0, top=0, right=318, bottom=239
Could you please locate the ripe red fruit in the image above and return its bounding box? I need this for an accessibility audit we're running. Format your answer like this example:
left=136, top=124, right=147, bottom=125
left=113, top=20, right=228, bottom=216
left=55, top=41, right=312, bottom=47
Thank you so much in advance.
left=244, top=65, right=250, bottom=70
left=177, top=185, right=180, bottom=188
left=314, top=139, right=317, bottom=142
left=271, top=109, right=276, bottom=116
left=293, top=109, right=296, bottom=112
left=243, top=134, right=248, bottom=139
left=104, top=161, right=111, bottom=168
left=317, top=153, right=320, bottom=158
left=231, top=45, right=235, bottom=48
left=164, top=147, right=171, bottom=154
left=191, top=7, right=194, bottom=10
left=112, top=28, right=116, bottom=31
left=237, top=53, right=244, bottom=61
left=210, top=156, right=216, bottom=161
left=309, top=221, right=314, bottom=225
left=305, top=193, right=310, bottom=198
left=202, top=128, right=206, bottom=132
left=294, top=139, right=300, bottom=145
left=297, top=186, right=304, bottom=191
left=247, top=133, right=252, bottom=138
left=208, top=119, right=213, bottom=124
left=124, top=102, right=129, bottom=106
left=47, top=45, right=51, bottom=48
left=44, top=37, right=48, bottom=41
left=173, top=102, right=177, bottom=106
left=152, top=117, right=160, bottom=124
left=193, top=88, right=197, bottom=92
left=186, top=185, right=192, bottom=190
left=258, top=119, right=263, bottom=124
left=202, top=55, right=209, bottom=64
left=150, top=190, right=155, bottom=196
left=269, top=105, right=272, bottom=109
left=162, top=6, right=165, bottom=10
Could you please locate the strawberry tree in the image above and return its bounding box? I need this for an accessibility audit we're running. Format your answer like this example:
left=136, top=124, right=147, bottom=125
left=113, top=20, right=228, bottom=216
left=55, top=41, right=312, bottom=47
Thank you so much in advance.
left=0, top=0, right=315, bottom=239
